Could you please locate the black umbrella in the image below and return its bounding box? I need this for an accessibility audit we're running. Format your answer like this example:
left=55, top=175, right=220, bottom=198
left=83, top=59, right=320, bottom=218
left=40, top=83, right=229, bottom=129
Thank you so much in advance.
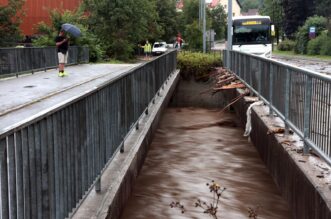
left=61, top=23, right=81, bottom=37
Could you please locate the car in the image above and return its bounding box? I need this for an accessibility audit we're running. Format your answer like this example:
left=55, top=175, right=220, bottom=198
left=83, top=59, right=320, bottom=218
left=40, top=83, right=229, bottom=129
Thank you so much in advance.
left=152, top=42, right=168, bottom=55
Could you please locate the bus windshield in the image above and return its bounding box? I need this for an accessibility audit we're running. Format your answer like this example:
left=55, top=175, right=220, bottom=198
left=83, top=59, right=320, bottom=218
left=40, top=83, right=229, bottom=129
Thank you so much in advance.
left=233, top=24, right=270, bottom=45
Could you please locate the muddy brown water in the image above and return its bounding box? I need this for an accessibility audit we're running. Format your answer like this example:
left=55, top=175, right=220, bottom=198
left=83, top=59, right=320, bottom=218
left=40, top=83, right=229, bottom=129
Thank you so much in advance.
left=121, top=108, right=292, bottom=219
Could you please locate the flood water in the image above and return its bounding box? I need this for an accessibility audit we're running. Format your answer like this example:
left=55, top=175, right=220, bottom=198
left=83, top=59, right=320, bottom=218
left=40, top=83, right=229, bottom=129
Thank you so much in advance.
left=121, top=108, right=292, bottom=219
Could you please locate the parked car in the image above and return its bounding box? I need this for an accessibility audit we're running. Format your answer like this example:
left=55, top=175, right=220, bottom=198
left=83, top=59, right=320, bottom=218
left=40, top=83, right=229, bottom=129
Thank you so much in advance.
left=152, top=42, right=167, bottom=55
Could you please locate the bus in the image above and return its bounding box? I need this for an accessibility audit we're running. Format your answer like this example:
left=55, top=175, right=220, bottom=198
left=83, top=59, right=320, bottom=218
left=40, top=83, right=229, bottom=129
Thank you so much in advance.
left=231, top=16, right=273, bottom=58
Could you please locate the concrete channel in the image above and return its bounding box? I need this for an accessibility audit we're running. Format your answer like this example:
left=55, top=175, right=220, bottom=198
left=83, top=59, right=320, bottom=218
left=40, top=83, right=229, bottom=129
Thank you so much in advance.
left=75, top=71, right=331, bottom=218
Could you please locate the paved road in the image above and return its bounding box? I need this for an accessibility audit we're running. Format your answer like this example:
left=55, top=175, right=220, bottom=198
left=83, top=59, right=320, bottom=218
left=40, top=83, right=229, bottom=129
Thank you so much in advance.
left=0, top=63, right=139, bottom=134
left=272, top=55, right=331, bottom=75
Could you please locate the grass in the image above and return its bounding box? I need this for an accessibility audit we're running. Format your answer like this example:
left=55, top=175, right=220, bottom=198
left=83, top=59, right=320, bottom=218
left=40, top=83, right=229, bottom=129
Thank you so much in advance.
left=273, top=49, right=331, bottom=61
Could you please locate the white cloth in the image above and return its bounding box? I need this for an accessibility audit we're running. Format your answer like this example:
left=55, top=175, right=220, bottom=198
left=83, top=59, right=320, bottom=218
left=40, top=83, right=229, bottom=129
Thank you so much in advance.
left=58, top=52, right=68, bottom=64
left=244, top=101, right=263, bottom=137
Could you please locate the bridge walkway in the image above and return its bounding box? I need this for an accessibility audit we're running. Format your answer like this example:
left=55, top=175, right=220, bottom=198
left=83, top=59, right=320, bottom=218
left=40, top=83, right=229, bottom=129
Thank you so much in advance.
left=0, top=63, right=139, bottom=135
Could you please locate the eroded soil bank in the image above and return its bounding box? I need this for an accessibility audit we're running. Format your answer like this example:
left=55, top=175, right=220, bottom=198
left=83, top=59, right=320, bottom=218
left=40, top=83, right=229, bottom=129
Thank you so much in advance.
left=121, top=108, right=292, bottom=219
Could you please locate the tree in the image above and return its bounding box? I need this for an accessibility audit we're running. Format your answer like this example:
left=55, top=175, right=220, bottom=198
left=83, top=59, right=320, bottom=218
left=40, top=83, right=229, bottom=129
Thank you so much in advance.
left=0, top=0, right=25, bottom=47
left=315, top=0, right=331, bottom=34
left=156, top=0, right=178, bottom=42
left=33, top=9, right=105, bottom=62
left=208, top=5, right=227, bottom=40
left=184, top=21, right=202, bottom=50
left=259, top=0, right=283, bottom=43
left=282, top=0, right=315, bottom=37
left=181, top=0, right=202, bottom=50
left=182, top=0, right=200, bottom=26
left=240, top=0, right=260, bottom=12
left=83, top=0, right=161, bottom=60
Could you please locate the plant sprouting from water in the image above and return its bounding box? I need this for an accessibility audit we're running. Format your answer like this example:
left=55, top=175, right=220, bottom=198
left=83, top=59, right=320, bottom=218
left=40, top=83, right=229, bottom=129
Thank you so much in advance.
left=248, top=205, right=261, bottom=219
left=170, top=180, right=261, bottom=219
left=170, top=180, right=226, bottom=219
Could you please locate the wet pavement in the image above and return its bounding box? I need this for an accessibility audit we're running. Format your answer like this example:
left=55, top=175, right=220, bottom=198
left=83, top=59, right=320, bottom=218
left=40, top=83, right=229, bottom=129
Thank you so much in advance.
left=0, top=63, right=139, bottom=135
left=272, top=55, right=331, bottom=75
left=121, top=108, right=292, bottom=219
left=0, top=63, right=139, bottom=116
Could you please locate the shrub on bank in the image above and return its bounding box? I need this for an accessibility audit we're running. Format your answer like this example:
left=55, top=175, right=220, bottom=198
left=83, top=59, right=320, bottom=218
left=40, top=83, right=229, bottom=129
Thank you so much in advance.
left=307, top=33, right=325, bottom=55
left=177, top=51, right=222, bottom=81
left=306, top=32, right=331, bottom=56
left=294, top=16, right=327, bottom=54
left=277, top=39, right=295, bottom=51
left=319, top=35, right=331, bottom=56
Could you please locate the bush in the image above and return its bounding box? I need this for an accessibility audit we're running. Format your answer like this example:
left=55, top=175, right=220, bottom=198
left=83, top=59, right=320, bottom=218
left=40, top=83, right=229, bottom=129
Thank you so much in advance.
left=294, top=16, right=327, bottom=54
left=277, top=39, right=295, bottom=51
left=307, top=32, right=325, bottom=55
left=177, top=51, right=222, bottom=81
left=183, top=21, right=203, bottom=51
left=33, top=10, right=105, bottom=62
left=320, top=35, right=331, bottom=56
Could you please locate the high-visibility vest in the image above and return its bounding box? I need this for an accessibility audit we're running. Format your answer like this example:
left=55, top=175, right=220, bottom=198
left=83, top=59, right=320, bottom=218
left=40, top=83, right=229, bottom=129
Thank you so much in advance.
left=144, top=43, right=151, bottom=53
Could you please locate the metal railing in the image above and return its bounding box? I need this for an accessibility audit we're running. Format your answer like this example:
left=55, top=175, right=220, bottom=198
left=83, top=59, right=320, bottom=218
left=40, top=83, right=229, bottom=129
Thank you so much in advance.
left=0, top=46, right=89, bottom=77
left=223, top=50, right=331, bottom=166
left=0, top=50, right=177, bottom=218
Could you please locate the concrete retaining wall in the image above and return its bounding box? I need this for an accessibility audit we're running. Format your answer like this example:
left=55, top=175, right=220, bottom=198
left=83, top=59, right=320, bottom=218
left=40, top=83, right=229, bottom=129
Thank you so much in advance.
left=170, top=77, right=227, bottom=108
left=71, top=71, right=180, bottom=219
left=223, top=87, right=331, bottom=219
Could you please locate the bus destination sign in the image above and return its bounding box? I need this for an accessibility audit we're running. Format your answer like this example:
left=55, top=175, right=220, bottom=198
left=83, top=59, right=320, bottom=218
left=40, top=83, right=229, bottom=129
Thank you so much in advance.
left=242, top=21, right=262, bottom=26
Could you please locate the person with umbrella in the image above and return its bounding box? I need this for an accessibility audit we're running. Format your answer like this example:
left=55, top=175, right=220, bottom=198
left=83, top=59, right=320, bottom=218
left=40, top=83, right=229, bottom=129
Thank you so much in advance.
left=55, top=29, right=69, bottom=77
left=55, top=24, right=81, bottom=77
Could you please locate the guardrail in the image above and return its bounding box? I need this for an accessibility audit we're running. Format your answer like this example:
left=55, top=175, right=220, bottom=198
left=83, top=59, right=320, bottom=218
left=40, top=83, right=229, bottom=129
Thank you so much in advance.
left=223, top=50, right=331, bottom=167
left=0, top=50, right=177, bottom=219
left=0, top=46, right=89, bottom=77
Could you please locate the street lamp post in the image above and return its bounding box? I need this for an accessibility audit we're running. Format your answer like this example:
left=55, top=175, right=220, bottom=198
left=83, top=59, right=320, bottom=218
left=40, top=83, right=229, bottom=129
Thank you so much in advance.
left=227, top=0, right=233, bottom=67
left=203, top=0, right=206, bottom=53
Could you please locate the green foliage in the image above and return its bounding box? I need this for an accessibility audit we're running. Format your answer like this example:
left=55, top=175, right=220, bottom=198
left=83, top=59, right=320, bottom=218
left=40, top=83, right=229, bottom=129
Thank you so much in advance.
left=209, top=5, right=227, bottom=40
left=306, top=32, right=331, bottom=56
left=294, top=16, right=327, bottom=54
left=182, top=0, right=199, bottom=25
left=260, top=0, right=283, bottom=40
left=319, top=34, right=331, bottom=56
left=277, top=39, right=295, bottom=51
left=282, top=0, right=316, bottom=37
left=156, top=0, right=178, bottom=42
left=316, top=0, right=331, bottom=18
left=240, top=0, right=260, bottom=12
left=0, top=0, right=25, bottom=47
left=84, top=0, right=160, bottom=60
left=33, top=9, right=104, bottom=62
left=307, top=33, right=325, bottom=55
left=177, top=51, right=221, bottom=81
left=184, top=21, right=202, bottom=50
left=315, top=0, right=331, bottom=34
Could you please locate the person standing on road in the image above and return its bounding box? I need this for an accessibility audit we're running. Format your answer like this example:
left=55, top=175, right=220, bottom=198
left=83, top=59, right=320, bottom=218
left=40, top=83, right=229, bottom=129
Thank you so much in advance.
left=143, top=40, right=152, bottom=59
left=55, top=29, right=69, bottom=77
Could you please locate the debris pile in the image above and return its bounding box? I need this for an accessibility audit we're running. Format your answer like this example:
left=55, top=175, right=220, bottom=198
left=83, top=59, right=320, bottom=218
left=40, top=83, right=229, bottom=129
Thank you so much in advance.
left=211, top=68, right=246, bottom=92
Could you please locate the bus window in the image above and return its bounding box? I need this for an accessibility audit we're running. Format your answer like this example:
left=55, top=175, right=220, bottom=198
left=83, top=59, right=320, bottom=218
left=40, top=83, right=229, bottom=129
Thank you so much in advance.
left=233, top=25, right=270, bottom=45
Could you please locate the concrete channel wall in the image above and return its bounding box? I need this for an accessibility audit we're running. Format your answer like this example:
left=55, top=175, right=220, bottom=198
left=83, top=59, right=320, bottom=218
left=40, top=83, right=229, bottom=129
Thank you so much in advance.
left=223, top=89, right=331, bottom=219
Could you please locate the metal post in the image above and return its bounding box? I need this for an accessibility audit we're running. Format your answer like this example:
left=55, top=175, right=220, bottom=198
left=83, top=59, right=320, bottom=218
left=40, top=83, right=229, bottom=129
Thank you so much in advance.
left=95, top=177, right=101, bottom=192
left=269, top=64, right=274, bottom=116
left=203, top=0, right=206, bottom=53
left=226, top=0, right=233, bottom=68
left=258, top=61, right=262, bottom=94
left=199, top=0, right=202, bottom=28
left=303, top=76, right=312, bottom=154
left=284, top=69, right=290, bottom=135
